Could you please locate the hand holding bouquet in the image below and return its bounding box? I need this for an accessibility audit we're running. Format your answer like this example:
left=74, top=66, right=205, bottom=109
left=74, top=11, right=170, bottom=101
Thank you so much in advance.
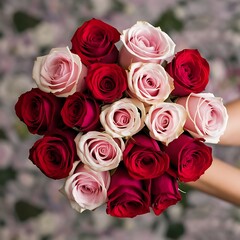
left=15, top=18, right=228, bottom=218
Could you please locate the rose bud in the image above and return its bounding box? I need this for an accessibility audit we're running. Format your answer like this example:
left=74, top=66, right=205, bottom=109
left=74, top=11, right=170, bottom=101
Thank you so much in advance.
left=106, top=163, right=151, bottom=218
left=119, top=21, right=175, bottom=69
left=127, top=62, right=174, bottom=105
left=145, top=102, right=187, bottom=145
left=32, top=47, right=87, bottom=97
left=75, top=131, right=125, bottom=171
left=151, top=173, right=181, bottom=216
left=71, top=18, right=120, bottom=66
left=86, top=63, right=127, bottom=103
left=177, top=93, right=228, bottom=143
left=61, top=162, right=110, bottom=213
left=61, top=92, right=100, bottom=132
left=166, top=49, right=210, bottom=97
left=29, top=129, right=78, bottom=179
left=123, top=133, right=169, bottom=179
left=15, top=88, right=65, bottom=135
left=163, top=133, right=213, bottom=182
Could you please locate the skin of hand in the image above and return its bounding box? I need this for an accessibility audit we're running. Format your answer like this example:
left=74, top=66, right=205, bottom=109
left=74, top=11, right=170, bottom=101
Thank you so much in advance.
left=187, top=99, right=240, bottom=205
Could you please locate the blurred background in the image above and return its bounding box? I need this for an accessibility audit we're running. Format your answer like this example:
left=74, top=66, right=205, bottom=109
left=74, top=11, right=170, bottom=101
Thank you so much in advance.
left=0, top=0, right=240, bottom=239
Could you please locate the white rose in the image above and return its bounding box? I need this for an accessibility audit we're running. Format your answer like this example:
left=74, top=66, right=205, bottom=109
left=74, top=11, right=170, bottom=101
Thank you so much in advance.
left=127, top=62, right=174, bottom=105
left=100, top=98, right=146, bottom=138
left=145, top=102, right=187, bottom=145
left=75, top=131, right=125, bottom=171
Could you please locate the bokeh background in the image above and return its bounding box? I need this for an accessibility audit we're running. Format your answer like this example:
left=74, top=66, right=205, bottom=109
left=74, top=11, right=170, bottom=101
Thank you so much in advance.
left=1, top=0, right=240, bottom=239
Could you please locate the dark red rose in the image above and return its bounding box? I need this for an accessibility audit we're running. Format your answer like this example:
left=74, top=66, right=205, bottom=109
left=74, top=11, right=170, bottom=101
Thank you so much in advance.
left=29, top=129, right=78, bottom=179
left=15, top=88, right=64, bottom=135
left=166, top=49, right=210, bottom=96
left=123, top=133, right=169, bottom=179
left=163, top=133, right=213, bottom=182
left=86, top=63, right=127, bottom=103
left=151, top=173, right=181, bottom=216
left=71, top=18, right=120, bottom=66
left=106, top=163, right=150, bottom=218
left=61, top=92, right=100, bottom=132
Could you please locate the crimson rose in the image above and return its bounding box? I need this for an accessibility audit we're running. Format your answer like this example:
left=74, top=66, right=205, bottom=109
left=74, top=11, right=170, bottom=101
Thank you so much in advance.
left=151, top=173, right=181, bottom=215
left=29, top=129, right=78, bottom=179
left=166, top=49, right=210, bottom=96
left=123, top=133, right=169, bottom=179
left=86, top=63, right=127, bottom=103
left=106, top=163, right=150, bottom=218
left=163, top=133, right=213, bottom=182
left=71, top=18, right=120, bottom=66
left=61, top=92, right=100, bottom=132
left=15, top=88, right=64, bottom=135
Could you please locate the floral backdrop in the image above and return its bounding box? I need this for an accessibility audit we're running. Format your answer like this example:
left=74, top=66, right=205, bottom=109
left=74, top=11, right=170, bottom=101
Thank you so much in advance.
left=0, top=0, right=240, bottom=239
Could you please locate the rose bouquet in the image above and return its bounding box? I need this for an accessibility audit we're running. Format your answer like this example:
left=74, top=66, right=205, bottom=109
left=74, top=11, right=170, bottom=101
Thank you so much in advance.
left=15, top=18, right=228, bottom=218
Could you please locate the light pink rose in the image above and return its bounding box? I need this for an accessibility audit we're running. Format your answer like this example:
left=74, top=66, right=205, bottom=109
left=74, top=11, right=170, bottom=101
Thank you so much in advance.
left=32, top=47, right=87, bottom=97
left=61, top=161, right=110, bottom=213
left=176, top=93, right=228, bottom=143
left=75, top=131, right=125, bottom=171
left=145, top=102, right=187, bottom=145
left=100, top=98, right=146, bottom=138
left=119, top=21, right=175, bottom=69
left=127, top=62, right=174, bottom=105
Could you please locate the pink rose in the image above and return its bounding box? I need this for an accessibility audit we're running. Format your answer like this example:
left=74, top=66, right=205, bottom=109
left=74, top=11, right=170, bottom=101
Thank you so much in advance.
left=106, top=163, right=151, bottom=218
left=151, top=173, right=181, bottom=216
left=62, top=162, right=110, bottom=213
left=177, top=93, right=228, bottom=143
left=119, top=21, right=175, bottom=69
left=127, top=62, right=174, bottom=105
left=33, top=47, right=87, bottom=97
left=75, top=131, right=125, bottom=171
left=145, top=102, right=187, bottom=145
left=100, top=98, right=146, bottom=138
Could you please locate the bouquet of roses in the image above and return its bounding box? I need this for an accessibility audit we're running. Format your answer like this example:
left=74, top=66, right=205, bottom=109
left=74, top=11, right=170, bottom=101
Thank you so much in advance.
left=15, top=18, right=228, bottom=218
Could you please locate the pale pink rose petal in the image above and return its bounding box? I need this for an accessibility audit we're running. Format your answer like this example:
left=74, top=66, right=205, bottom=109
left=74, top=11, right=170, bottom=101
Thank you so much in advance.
left=127, top=62, right=174, bottom=105
left=145, top=102, right=187, bottom=145
left=177, top=93, right=228, bottom=143
left=119, top=21, right=175, bottom=69
left=33, top=47, right=87, bottom=97
left=100, top=98, right=146, bottom=138
left=62, top=162, right=110, bottom=213
left=75, top=131, right=124, bottom=171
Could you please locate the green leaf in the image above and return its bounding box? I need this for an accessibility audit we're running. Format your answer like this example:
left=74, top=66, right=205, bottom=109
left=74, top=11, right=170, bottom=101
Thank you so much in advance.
left=0, top=167, right=17, bottom=186
left=15, top=121, right=31, bottom=140
left=14, top=200, right=44, bottom=222
left=0, top=128, right=8, bottom=140
left=13, top=11, right=41, bottom=33
left=166, top=222, right=185, bottom=239
left=154, top=9, right=184, bottom=33
left=112, top=0, right=125, bottom=12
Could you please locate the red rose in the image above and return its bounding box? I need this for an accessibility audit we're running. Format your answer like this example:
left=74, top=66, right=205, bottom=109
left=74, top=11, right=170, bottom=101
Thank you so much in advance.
left=163, top=133, right=213, bottom=182
left=106, top=163, right=150, bottom=218
left=15, top=88, right=64, bottom=135
left=123, top=133, right=169, bottom=179
left=86, top=63, right=127, bottom=103
left=29, top=129, right=78, bottom=179
left=61, top=92, right=100, bottom=132
left=151, top=173, right=181, bottom=216
left=166, top=49, right=210, bottom=96
left=71, top=18, right=120, bottom=66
